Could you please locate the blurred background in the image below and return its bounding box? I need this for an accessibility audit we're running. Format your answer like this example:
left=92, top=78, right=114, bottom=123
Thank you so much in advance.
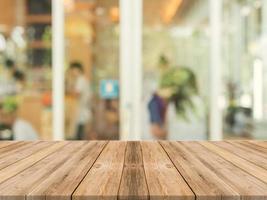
left=0, top=0, right=266, bottom=141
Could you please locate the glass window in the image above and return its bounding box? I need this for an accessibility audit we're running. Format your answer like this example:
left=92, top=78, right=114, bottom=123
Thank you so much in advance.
left=0, top=0, right=52, bottom=140
left=64, top=0, right=120, bottom=140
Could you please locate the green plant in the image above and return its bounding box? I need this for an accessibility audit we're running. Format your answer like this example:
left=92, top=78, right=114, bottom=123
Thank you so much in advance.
left=42, top=27, right=52, bottom=66
left=160, top=67, right=198, bottom=120
left=1, top=97, right=18, bottom=113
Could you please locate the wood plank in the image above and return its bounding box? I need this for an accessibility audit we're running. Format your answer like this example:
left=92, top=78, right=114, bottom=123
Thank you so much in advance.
left=201, top=141, right=267, bottom=184
left=160, top=141, right=239, bottom=200
left=249, top=140, right=267, bottom=145
left=0, top=141, right=53, bottom=171
left=214, top=141, right=267, bottom=170
left=227, top=141, right=267, bottom=159
left=73, top=141, right=127, bottom=200
left=0, top=141, right=84, bottom=200
left=141, top=142, right=194, bottom=200
left=0, top=142, right=19, bottom=150
left=27, top=141, right=108, bottom=200
left=0, top=141, right=265, bottom=199
left=0, top=141, right=68, bottom=185
left=0, top=142, right=31, bottom=156
left=118, top=142, right=149, bottom=200
left=184, top=141, right=267, bottom=200
left=233, top=141, right=267, bottom=154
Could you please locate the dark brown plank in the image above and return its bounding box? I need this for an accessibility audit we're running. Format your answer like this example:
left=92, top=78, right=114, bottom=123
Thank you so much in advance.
left=118, top=142, right=149, bottom=200
left=141, top=142, right=195, bottom=200
left=160, top=141, right=239, bottom=200
left=73, top=141, right=127, bottom=200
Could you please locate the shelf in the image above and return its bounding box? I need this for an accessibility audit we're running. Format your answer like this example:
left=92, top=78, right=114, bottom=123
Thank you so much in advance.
left=26, top=14, right=52, bottom=24
left=28, top=41, right=51, bottom=49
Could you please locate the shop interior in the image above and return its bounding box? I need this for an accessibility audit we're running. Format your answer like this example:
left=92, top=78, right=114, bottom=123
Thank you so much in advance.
left=0, top=0, right=266, bottom=141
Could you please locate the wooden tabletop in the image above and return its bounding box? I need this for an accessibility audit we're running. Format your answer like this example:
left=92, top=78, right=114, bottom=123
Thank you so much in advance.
left=0, top=141, right=266, bottom=200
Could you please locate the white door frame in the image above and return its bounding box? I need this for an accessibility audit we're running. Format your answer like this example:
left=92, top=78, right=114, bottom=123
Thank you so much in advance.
left=119, top=0, right=143, bottom=140
left=209, top=0, right=223, bottom=140
left=52, top=0, right=65, bottom=140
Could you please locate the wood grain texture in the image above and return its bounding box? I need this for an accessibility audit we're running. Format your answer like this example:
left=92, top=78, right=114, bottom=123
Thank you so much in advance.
left=160, top=141, right=239, bottom=200
left=72, top=141, right=127, bottom=200
left=0, top=141, right=265, bottom=200
left=201, top=141, right=267, bottom=184
left=214, top=141, right=267, bottom=170
left=0, top=142, right=31, bottom=156
left=239, top=141, right=267, bottom=154
left=0, top=142, right=53, bottom=171
left=186, top=141, right=267, bottom=200
left=0, top=141, right=79, bottom=200
left=118, top=142, right=149, bottom=200
left=0, top=141, right=68, bottom=185
left=0, top=142, right=20, bottom=150
left=141, top=142, right=195, bottom=200
left=28, top=141, right=107, bottom=200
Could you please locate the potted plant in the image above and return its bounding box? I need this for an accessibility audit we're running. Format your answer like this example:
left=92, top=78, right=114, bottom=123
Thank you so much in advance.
left=160, top=67, right=198, bottom=120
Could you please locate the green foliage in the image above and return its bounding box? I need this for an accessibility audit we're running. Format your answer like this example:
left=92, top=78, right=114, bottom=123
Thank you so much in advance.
left=1, top=97, right=18, bottom=113
left=42, top=27, right=52, bottom=66
left=160, top=67, right=198, bottom=120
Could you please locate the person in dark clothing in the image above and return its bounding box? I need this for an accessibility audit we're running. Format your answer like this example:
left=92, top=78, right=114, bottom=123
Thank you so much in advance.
left=148, top=92, right=168, bottom=140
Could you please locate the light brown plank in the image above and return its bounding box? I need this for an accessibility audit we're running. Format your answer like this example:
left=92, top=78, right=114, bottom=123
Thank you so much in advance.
left=214, top=141, right=267, bottom=170
left=227, top=141, right=267, bottom=158
left=0, top=142, right=19, bottom=150
left=118, top=142, right=149, bottom=200
left=184, top=141, right=267, bottom=200
left=0, top=141, right=54, bottom=171
left=248, top=141, right=267, bottom=147
left=0, top=142, right=31, bottom=156
left=73, top=141, right=127, bottom=200
left=141, top=142, right=194, bottom=200
left=27, top=141, right=108, bottom=200
left=233, top=141, right=267, bottom=154
left=160, top=141, right=239, bottom=200
left=0, top=141, right=68, bottom=185
left=201, top=141, right=267, bottom=184
left=0, top=141, right=84, bottom=200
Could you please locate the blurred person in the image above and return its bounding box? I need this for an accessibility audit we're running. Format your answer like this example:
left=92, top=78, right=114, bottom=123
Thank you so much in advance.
left=4, top=59, right=16, bottom=76
left=13, top=70, right=26, bottom=93
left=0, top=98, right=39, bottom=140
left=68, top=62, right=91, bottom=140
left=148, top=67, right=199, bottom=140
left=93, top=99, right=119, bottom=140
left=148, top=89, right=170, bottom=140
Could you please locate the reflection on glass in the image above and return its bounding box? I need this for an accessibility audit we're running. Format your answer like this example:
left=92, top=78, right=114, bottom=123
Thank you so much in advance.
left=0, top=0, right=52, bottom=140
left=64, top=0, right=119, bottom=140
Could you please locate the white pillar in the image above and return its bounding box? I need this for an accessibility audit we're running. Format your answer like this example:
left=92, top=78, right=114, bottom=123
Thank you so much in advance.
left=262, top=0, right=267, bottom=120
left=52, top=0, right=65, bottom=140
left=209, top=0, right=223, bottom=140
left=119, top=0, right=143, bottom=140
